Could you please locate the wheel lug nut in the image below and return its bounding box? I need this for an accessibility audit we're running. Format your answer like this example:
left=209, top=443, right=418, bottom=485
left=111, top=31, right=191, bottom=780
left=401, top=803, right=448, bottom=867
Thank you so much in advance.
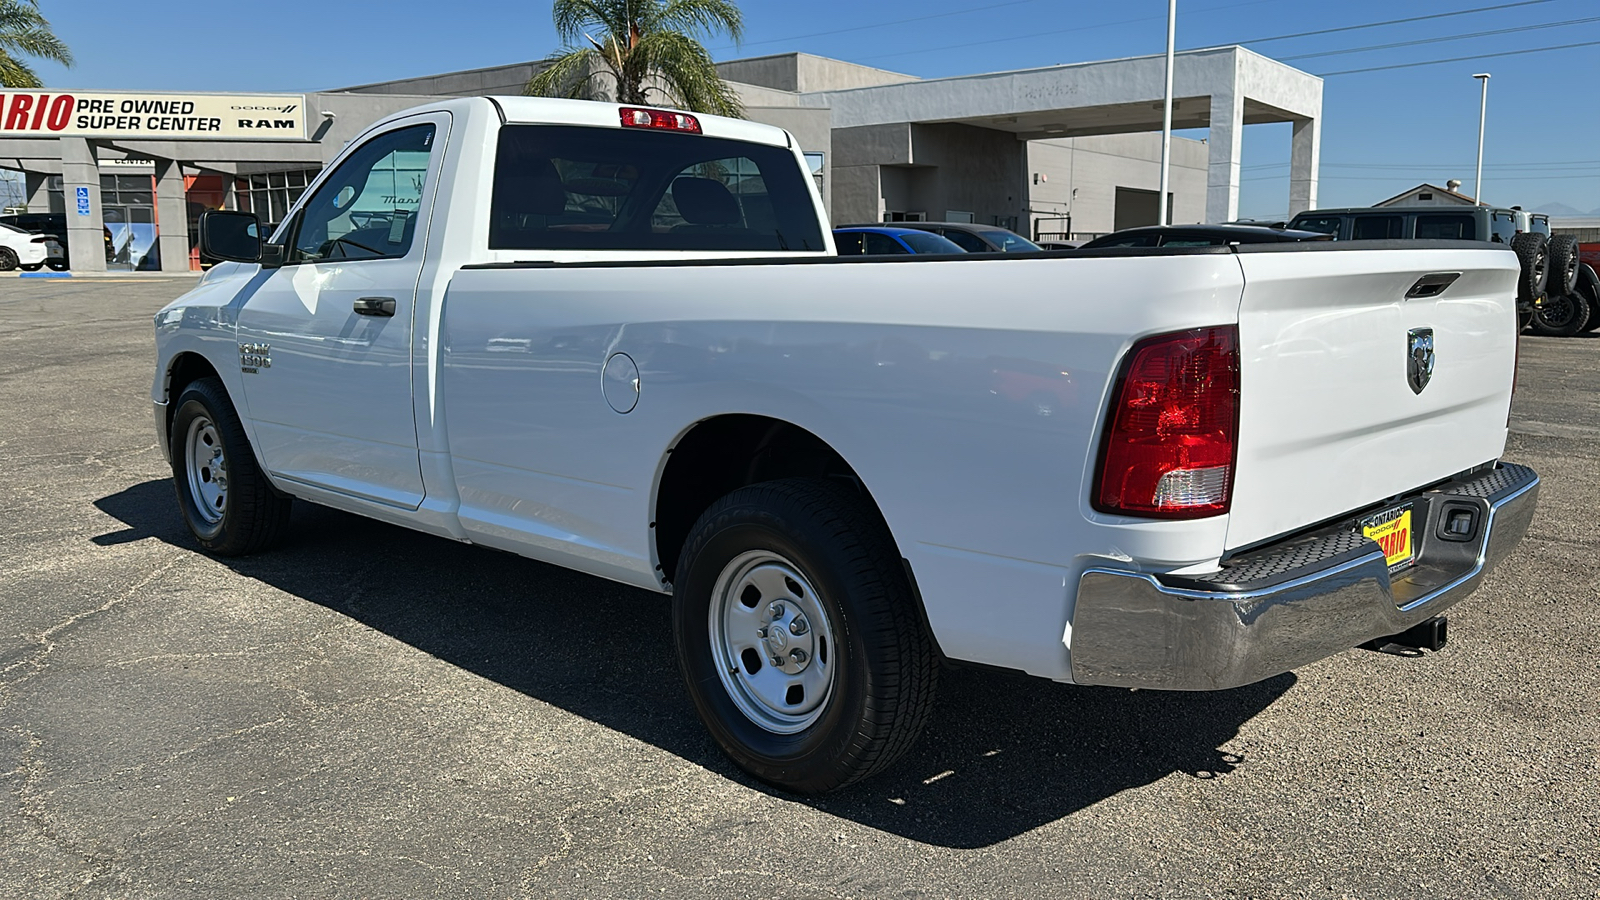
left=771, top=656, right=783, bottom=668
left=789, top=616, right=808, bottom=635
left=768, top=602, right=785, bottom=619
left=789, top=649, right=807, bottom=665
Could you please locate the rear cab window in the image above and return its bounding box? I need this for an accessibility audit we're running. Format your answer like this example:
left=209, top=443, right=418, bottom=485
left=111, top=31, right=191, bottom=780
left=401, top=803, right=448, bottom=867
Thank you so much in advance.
left=1490, top=211, right=1516, bottom=243
left=488, top=124, right=825, bottom=254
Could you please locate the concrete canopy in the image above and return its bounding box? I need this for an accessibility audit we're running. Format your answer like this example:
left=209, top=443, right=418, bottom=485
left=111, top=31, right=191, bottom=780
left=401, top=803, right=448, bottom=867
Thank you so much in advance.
left=795, top=46, right=1322, bottom=222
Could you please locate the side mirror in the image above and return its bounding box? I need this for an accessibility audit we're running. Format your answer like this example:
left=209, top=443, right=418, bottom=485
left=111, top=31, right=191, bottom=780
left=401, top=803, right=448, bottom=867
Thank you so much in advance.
left=198, top=210, right=265, bottom=264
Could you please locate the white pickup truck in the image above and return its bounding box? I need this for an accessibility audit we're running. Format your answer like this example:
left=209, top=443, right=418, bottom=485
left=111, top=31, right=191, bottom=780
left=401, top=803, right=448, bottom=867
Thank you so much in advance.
left=153, top=97, right=1539, bottom=793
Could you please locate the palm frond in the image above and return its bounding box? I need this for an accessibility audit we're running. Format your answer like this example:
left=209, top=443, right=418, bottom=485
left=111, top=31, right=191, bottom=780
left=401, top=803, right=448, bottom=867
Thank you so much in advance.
left=525, top=46, right=614, bottom=101
left=550, top=0, right=620, bottom=44
left=0, top=50, right=40, bottom=89
left=653, top=0, right=742, bottom=43
left=632, top=30, right=743, bottom=118
left=0, top=0, right=71, bottom=85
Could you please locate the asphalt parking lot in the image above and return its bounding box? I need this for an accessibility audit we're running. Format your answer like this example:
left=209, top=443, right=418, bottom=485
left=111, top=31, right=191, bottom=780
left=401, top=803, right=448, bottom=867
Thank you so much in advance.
left=1, top=275, right=1596, bottom=899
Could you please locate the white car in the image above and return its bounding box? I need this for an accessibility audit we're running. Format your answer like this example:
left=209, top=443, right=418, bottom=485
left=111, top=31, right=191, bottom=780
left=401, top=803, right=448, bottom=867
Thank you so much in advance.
left=0, top=221, right=51, bottom=271
left=153, top=96, right=1538, bottom=793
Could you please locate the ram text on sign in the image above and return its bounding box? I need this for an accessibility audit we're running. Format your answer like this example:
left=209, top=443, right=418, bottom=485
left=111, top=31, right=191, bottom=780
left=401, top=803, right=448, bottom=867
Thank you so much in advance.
left=0, top=92, right=307, bottom=140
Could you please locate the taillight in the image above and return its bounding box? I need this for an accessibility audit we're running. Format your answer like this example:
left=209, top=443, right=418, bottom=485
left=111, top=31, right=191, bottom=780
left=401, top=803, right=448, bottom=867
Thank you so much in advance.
left=30, top=236, right=46, bottom=243
left=1093, top=326, right=1240, bottom=519
left=619, top=106, right=701, bottom=134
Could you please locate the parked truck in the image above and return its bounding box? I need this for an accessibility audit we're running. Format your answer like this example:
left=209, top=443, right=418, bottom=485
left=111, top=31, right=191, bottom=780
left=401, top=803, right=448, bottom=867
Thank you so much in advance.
left=154, top=97, right=1539, bottom=793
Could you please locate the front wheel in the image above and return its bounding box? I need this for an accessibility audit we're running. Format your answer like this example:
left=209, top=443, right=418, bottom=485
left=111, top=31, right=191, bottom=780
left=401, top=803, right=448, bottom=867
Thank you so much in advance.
left=169, top=377, right=292, bottom=555
left=672, top=478, right=938, bottom=794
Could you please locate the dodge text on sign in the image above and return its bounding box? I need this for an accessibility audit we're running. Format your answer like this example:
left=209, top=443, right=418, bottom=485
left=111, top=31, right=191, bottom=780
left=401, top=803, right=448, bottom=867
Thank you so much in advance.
left=0, top=92, right=308, bottom=141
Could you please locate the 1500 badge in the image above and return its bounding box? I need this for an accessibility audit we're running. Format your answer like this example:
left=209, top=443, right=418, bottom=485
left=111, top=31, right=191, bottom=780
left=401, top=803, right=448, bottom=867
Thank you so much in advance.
left=239, top=342, right=271, bottom=372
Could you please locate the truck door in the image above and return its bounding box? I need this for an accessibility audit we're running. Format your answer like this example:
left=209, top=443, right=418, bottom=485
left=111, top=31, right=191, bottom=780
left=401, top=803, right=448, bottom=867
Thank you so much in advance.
left=234, top=112, right=448, bottom=509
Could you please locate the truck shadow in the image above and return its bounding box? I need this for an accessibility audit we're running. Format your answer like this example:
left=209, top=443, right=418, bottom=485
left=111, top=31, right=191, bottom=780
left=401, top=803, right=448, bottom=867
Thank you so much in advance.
left=95, top=479, right=1293, bottom=849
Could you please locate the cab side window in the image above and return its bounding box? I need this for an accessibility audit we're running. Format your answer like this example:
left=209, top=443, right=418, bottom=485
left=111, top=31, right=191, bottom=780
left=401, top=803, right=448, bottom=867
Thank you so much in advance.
left=1351, top=215, right=1402, bottom=240
left=834, top=232, right=867, bottom=255
left=939, top=230, right=989, bottom=252
left=1291, top=216, right=1343, bottom=239
left=864, top=232, right=909, bottom=254
left=1416, top=214, right=1475, bottom=240
left=290, top=124, right=436, bottom=263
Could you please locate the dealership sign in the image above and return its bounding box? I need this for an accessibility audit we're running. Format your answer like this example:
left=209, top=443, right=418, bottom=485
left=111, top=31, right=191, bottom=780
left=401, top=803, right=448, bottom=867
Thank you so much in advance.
left=0, top=91, right=307, bottom=140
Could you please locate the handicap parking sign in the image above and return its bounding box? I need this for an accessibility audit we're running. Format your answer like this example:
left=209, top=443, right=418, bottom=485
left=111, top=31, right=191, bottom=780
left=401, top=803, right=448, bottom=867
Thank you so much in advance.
left=75, top=186, right=90, bottom=217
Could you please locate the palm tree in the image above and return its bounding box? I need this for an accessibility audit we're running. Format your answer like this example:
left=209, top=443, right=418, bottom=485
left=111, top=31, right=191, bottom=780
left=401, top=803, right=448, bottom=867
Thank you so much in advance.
left=526, top=0, right=744, bottom=119
left=0, top=0, right=72, bottom=88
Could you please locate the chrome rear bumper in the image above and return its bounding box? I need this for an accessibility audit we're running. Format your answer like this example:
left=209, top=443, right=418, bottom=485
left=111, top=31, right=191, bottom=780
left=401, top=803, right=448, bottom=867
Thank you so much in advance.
left=1070, top=463, right=1539, bottom=690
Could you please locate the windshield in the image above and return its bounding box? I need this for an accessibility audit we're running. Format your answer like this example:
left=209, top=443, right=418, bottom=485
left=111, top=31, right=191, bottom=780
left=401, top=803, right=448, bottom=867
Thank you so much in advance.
left=980, top=230, right=1041, bottom=252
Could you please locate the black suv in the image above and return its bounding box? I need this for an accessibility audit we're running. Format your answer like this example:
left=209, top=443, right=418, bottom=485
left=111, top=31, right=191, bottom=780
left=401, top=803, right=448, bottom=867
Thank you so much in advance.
left=1287, top=206, right=1583, bottom=333
left=1286, top=206, right=1533, bottom=243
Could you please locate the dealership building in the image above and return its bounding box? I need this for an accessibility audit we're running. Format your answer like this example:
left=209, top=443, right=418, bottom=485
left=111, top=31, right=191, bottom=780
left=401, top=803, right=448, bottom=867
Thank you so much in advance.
left=0, top=45, right=1322, bottom=272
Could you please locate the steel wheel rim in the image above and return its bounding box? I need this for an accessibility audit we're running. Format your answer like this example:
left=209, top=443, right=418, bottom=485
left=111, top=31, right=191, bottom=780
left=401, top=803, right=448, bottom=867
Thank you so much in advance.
left=184, top=415, right=228, bottom=525
left=708, top=550, right=837, bottom=734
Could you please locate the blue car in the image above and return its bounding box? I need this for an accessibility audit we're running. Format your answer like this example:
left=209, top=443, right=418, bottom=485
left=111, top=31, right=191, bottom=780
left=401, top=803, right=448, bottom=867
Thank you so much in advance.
left=832, top=226, right=965, bottom=256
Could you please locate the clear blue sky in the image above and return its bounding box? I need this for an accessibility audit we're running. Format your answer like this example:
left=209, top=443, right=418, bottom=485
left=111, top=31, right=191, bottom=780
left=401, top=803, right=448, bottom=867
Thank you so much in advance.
left=20, top=0, right=1600, bottom=217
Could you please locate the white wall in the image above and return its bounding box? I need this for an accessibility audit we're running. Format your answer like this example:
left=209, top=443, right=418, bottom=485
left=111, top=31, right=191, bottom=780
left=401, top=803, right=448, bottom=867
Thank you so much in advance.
left=1026, top=133, right=1209, bottom=237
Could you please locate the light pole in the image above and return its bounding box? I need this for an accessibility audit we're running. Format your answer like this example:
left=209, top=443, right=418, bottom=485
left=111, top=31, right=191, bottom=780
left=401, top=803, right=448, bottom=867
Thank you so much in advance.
left=1158, top=0, right=1176, bottom=225
left=1472, top=73, right=1490, bottom=204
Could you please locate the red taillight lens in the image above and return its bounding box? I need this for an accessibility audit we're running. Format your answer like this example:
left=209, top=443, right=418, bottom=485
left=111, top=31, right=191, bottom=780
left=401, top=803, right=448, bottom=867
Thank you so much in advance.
left=619, top=106, right=701, bottom=134
left=1093, top=326, right=1240, bottom=519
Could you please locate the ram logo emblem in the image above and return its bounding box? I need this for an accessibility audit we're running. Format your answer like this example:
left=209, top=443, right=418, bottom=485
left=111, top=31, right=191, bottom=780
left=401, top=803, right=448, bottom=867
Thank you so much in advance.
left=239, top=342, right=272, bottom=373
left=1407, top=328, right=1434, bottom=395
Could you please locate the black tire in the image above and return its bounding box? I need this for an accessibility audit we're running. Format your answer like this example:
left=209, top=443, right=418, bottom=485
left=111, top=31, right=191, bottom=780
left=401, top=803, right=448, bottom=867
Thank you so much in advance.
left=0, top=247, right=17, bottom=271
left=1546, top=234, right=1581, bottom=297
left=672, top=478, right=938, bottom=794
left=1511, top=233, right=1549, bottom=303
left=1529, top=293, right=1591, bottom=337
left=169, top=377, right=292, bottom=555
left=1576, top=265, right=1600, bottom=333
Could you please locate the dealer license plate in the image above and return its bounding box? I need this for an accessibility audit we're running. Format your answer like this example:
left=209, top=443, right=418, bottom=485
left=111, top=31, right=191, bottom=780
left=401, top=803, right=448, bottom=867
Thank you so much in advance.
left=1361, top=505, right=1414, bottom=569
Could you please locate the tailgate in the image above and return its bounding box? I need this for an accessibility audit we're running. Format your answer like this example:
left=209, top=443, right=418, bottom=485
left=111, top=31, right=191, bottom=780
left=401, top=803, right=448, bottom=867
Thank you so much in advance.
left=1226, top=243, right=1520, bottom=551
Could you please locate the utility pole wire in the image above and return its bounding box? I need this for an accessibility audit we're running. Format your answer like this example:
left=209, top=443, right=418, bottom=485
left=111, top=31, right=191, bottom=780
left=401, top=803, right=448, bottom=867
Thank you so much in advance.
left=1317, top=39, right=1600, bottom=76
left=1277, top=16, right=1600, bottom=61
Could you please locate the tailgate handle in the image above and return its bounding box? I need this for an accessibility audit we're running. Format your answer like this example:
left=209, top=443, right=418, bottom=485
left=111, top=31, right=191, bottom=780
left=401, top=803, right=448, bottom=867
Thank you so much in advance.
left=1406, top=272, right=1461, bottom=299
left=353, top=296, right=396, bottom=317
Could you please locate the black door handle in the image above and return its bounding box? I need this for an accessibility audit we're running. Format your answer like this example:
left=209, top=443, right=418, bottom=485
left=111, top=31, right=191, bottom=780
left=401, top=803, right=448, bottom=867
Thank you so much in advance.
left=353, top=296, right=396, bottom=317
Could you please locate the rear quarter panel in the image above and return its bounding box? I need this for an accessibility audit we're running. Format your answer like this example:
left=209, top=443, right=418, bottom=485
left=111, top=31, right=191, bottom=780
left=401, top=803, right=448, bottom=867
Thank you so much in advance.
left=439, top=252, right=1245, bottom=678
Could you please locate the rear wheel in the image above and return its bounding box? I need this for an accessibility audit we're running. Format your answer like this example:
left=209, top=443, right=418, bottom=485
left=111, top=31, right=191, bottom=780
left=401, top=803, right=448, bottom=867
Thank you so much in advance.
left=1546, top=235, right=1581, bottom=297
left=1529, top=292, right=1591, bottom=337
left=0, top=247, right=17, bottom=271
left=1511, top=233, right=1549, bottom=304
left=169, top=377, right=292, bottom=555
left=672, top=478, right=938, bottom=794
